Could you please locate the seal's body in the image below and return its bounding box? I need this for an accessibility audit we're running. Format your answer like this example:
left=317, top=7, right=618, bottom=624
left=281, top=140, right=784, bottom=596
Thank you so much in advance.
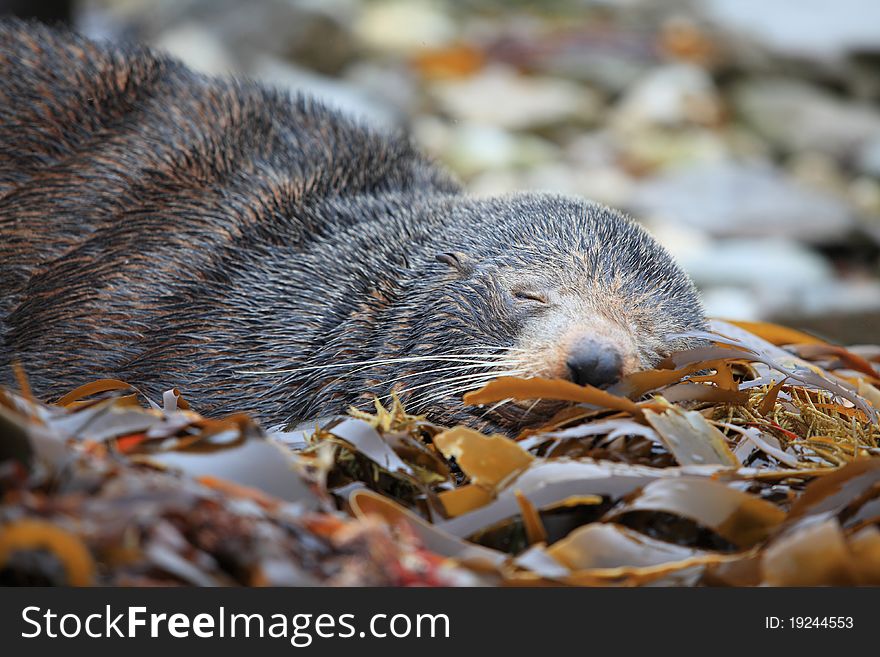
left=0, top=20, right=705, bottom=431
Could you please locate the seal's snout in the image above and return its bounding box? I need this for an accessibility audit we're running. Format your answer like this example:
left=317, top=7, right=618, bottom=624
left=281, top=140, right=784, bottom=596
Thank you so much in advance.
left=565, top=338, right=623, bottom=388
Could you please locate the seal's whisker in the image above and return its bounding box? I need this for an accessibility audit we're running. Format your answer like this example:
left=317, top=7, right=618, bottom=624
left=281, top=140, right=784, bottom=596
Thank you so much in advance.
left=478, top=398, right=515, bottom=421
left=361, top=359, right=525, bottom=393
left=469, top=345, right=527, bottom=353
left=319, top=349, right=524, bottom=385
left=236, top=354, right=516, bottom=376
left=406, top=371, right=528, bottom=411
left=390, top=370, right=527, bottom=402
left=522, top=398, right=542, bottom=420
left=320, top=359, right=524, bottom=400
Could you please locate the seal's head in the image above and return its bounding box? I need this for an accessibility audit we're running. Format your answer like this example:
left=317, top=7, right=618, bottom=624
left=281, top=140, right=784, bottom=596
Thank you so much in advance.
left=383, top=194, right=706, bottom=430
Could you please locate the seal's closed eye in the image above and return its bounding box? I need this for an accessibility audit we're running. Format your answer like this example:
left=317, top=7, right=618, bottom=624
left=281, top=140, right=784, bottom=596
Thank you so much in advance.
left=435, top=252, right=475, bottom=277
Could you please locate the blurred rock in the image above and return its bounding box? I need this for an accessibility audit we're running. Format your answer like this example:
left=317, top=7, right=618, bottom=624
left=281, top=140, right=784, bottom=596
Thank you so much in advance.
left=438, top=122, right=559, bottom=177
left=467, top=163, right=635, bottom=209
left=616, top=128, right=730, bottom=172
left=526, top=163, right=634, bottom=205
left=565, top=167, right=636, bottom=209
left=859, top=138, right=880, bottom=179
left=700, top=287, right=762, bottom=321
left=410, top=115, right=453, bottom=161
left=540, top=49, right=651, bottom=96
left=253, top=57, right=402, bottom=131
left=152, top=22, right=237, bottom=75
left=479, top=15, right=660, bottom=95
left=83, top=0, right=359, bottom=75
left=650, top=219, right=830, bottom=281
left=430, top=66, right=601, bottom=131
left=467, top=170, right=521, bottom=197
left=672, top=237, right=833, bottom=291
left=515, top=163, right=581, bottom=197
left=779, top=308, right=880, bottom=345
left=565, top=130, right=618, bottom=169
left=355, top=0, right=454, bottom=55
left=850, top=178, right=880, bottom=220
left=649, top=222, right=850, bottom=320
left=444, top=123, right=522, bottom=176
left=704, top=0, right=880, bottom=62
left=847, top=53, right=880, bottom=101
left=787, top=152, right=851, bottom=202
left=734, top=78, right=880, bottom=160
left=699, top=276, right=880, bottom=333
left=686, top=244, right=880, bottom=323
left=794, top=279, right=880, bottom=317
left=710, top=277, right=880, bottom=326
left=208, top=0, right=358, bottom=75
left=613, top=64, right=722, bottom=129
left=343, top=62, right=420, bottom=118
left=629, top=160, right=855, bottom=242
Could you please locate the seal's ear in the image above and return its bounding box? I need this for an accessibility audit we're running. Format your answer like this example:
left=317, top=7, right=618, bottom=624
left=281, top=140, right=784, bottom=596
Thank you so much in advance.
left=436, top=251, right=475, bottom=278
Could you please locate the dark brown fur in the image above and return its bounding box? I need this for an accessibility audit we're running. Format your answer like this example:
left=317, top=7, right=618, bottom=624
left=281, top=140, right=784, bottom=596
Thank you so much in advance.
left=0, top=20, right=706, bottom=432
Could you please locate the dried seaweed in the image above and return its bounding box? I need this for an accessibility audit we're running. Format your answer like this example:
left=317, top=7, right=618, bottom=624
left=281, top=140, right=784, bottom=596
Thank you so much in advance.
left=3, top=318, right=880, bottom=586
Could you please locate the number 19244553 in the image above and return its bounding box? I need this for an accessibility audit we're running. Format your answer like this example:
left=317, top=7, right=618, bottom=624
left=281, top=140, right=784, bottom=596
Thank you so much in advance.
left=765, top=617, right=854, bottom=629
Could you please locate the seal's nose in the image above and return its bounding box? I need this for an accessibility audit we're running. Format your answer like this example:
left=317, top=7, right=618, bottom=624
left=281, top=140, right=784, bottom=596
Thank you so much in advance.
left=566, top=339, right=623, bottom=388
